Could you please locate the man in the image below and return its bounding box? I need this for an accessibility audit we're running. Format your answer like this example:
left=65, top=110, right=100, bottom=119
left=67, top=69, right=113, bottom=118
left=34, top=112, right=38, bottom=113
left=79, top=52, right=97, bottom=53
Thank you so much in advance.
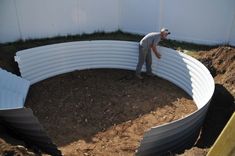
left=136, top=28, right=171, bottom=79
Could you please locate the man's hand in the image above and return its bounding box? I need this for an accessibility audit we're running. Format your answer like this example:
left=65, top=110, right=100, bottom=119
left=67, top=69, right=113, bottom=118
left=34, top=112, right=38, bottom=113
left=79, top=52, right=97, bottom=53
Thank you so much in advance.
left=151, top=44, right=161, bottom=59
left=155, top=52, right=161, bottom=59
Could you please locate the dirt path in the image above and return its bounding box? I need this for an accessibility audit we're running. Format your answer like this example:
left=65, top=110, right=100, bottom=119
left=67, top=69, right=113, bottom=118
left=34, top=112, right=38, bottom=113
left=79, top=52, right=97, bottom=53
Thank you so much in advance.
left=25, top=69, right=197, bottom=156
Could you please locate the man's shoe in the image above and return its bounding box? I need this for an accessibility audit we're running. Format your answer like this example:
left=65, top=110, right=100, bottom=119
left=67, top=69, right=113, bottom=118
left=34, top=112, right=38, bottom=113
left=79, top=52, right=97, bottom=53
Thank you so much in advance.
left=147, top=72, right=155, bottom=77
left=136, top=74, right=143, bottom=79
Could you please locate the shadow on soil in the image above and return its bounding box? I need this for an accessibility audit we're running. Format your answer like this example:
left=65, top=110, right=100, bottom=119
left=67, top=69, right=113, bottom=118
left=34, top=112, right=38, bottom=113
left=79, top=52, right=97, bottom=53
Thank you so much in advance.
left=25, top=69, right=193, bottom=147
left=196, top=84, right=235, bottom=148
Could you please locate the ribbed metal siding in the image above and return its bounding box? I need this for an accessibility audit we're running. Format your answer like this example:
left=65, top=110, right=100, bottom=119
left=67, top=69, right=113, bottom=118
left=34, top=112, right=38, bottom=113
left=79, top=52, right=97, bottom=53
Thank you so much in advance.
left=0, top=68, right=30, bottom=110
left=0, top=90, right=24, bottom=110
left=0, top=68, right=61, bottom=155
left=15, top=40, right=215, bottom=155
left=0, top=108, right=61, bottom=156
left=15, top=41, right=138, bottom=84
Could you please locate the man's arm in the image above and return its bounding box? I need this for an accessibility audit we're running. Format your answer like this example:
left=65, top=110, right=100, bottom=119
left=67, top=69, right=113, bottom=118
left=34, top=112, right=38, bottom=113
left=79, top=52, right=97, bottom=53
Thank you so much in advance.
left=150, top=44, right=161, bottom=59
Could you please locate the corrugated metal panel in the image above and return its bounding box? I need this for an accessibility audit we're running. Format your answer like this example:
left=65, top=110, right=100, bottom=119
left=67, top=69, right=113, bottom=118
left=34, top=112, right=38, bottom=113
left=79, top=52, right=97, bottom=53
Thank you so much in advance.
left=0, top=68, right=61, bottom=155
left=0, top=90, right=24, bottom=110
left=15, top=40, right=215, bottom=155
left=0, top=68, right=30, bottom=110
left=0, top=68, right=30, bottom=101
left=136, top=104, right=210, bottom=155
left=0, top=108, right=61, bottom=156
left=15, top=41, right=138, bottom=84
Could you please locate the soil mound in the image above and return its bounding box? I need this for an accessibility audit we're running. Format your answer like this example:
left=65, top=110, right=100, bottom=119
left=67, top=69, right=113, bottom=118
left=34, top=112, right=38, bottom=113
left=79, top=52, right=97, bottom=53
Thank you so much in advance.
left=197, top=46, right=235, bottom=97
left=0, top=138, right=35, bottom=156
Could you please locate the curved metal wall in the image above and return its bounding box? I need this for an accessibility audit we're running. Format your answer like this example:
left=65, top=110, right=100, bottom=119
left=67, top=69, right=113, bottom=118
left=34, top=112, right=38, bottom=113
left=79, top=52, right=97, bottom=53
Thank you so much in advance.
left=15, top=40, right=215, bottom=155
left=0, top=108, right=62, bottom=156
left=0, top=68, right=61, bottom=156
left=0, top=68, right=30, bottom=110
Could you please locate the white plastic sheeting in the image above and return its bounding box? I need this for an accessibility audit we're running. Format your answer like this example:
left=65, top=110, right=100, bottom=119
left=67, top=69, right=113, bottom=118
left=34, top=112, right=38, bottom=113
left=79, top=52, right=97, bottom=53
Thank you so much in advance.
left=160, top=0, right=235, bottom=45
left=119, top=0, right=160, bottom=34
left=15, top=40, right=215, bottom=154
left=1, top=0, right=235, bottom=45
left=0, top=69, right=30, bottom=110
left=0, top=0, right=21, bottom=43
left=0, top=0, right=119, bottom=42
left=229, top=15, right=235, bottom=46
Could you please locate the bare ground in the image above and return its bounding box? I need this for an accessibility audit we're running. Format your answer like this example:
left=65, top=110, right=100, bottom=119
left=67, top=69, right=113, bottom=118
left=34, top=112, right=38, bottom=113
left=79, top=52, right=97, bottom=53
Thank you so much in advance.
left=25, top=69, right=196, bottom=156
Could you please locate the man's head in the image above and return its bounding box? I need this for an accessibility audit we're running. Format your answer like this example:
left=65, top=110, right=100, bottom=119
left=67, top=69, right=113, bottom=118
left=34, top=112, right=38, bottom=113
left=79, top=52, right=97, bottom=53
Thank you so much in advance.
left=160, top=28, right=170, bottom=39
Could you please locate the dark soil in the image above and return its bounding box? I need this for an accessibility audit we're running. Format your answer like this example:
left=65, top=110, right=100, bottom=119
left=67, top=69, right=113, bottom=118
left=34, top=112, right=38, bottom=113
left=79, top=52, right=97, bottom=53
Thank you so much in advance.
left=0, top=125, right=36, bottom=156
left=25, top=69, right=196, bottom=156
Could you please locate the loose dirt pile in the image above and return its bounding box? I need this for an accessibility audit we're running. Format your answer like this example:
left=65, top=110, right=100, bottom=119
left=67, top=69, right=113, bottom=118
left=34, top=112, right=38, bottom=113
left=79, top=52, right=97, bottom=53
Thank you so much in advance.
left=25, top=69, right=197, bottom=156
left=0, top=137, right=35, bottom=156
left=196, top=46, right=235, bottom=97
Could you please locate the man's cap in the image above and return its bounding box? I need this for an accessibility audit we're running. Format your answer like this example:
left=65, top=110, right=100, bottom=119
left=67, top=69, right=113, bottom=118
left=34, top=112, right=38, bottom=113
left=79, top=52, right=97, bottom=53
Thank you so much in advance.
left=160, top=28, right=171, bottom=35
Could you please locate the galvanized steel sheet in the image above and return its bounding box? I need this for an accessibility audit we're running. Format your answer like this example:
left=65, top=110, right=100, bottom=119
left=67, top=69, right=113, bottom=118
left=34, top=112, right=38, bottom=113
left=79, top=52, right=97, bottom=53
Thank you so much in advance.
left=0, top=68, right=61, bottom=155
left=0, top=68, right=30, bottom=110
